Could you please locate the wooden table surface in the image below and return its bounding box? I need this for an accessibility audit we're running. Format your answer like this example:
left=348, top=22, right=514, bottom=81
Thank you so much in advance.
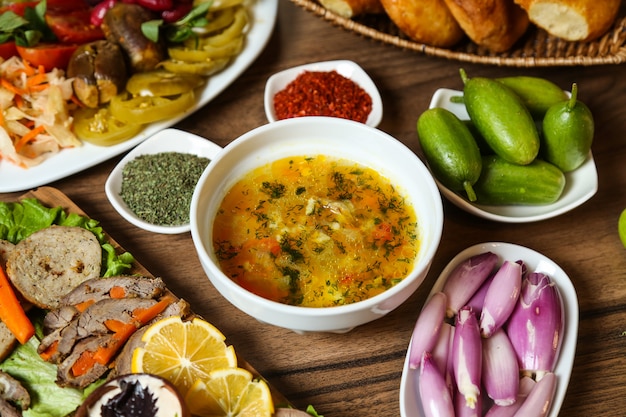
left=3, top=1, right=626, bottom=416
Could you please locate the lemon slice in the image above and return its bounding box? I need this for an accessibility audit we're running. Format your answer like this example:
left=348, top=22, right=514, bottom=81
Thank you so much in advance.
left=131, top=316, right=237, bottom=396
left=185, top=368, right=274, bottom=417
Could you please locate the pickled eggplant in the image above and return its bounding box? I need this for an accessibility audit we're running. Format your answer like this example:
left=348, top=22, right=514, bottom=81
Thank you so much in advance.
left=102, top=3, right=166, bottom=73
left=67, top=40, right=129, bottom=108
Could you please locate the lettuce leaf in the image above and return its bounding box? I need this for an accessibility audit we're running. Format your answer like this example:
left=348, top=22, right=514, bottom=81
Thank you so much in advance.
left=306, top=405, right=324, bottom=416
left=0, top=198, right=63, bottom=243
left=0, top=197, right=135, bottom=276
left=0, top=336, right=87, bottom=417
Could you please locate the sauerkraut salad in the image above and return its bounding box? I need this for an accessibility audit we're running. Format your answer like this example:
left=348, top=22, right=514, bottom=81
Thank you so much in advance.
left=0, top=56, right=79, bottom=168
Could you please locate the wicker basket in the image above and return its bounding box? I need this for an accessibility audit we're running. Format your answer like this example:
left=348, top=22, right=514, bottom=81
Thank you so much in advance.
left=290, top=0, right=626, bottom=66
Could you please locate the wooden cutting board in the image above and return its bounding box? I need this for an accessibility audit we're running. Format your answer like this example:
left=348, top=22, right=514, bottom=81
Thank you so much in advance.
left=15, top=186, right=290, bottom=409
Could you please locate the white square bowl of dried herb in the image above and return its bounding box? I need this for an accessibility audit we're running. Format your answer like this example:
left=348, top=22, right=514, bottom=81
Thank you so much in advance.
left=105, top=128, right=222, bottom=234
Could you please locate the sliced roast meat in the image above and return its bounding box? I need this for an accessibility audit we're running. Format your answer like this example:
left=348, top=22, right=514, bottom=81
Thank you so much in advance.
left=56, top=336, right=112, bottom=389
left=43, top=305, right=80, bottom=335
left=111, top=325, right=146, bottom=377
left=60, top=276, right=166, bottom=307
left=6, top=226, right=102, bottom=309
left=76, top=297, right=158, bottom=337
left=0, top=370, right=30, bottom=409
left=0, top=399, right=21, bottom=417
left=39, top=298, right=159, bottom=364
left=158, top=297, right=192, bottom=319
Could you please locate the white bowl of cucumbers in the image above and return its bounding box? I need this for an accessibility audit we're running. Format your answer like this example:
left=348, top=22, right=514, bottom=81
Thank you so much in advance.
left=420, top=76, right=598, bottom=224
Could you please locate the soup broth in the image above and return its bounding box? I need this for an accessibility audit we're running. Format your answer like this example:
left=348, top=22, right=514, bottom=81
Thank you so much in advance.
left=212, top=155, right=420, bottom=307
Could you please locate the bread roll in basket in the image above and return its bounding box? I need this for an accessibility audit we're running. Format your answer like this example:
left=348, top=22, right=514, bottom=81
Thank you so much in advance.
left=443, top=0, right=530, bottom=52
left=514, top=0, right=622, bottom=41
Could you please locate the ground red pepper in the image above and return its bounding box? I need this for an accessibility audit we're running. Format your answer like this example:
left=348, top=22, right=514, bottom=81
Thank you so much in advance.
left=273, top=70, right=373, bottom=123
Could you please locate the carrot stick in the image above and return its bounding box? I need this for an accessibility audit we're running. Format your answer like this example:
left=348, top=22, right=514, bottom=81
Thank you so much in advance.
left=74, top=299, right=96, bottom=313
left=1, top=78, right=25, bottom=96
left=39, top=340, right=59, bottom=361
left=131, top=295, right=174, bottom=323
left=28, top=83, right=50, bottom=93
left=14, top=125, right=45, bottom=152
left=14, top=94, right=24, bottom=109
left=103, top=319, right=127, bottom=333
left=71, top=350, right=97, bottom=377
left=0, top=265, right=35, bottom=344
left=26, top=72, right=47, bottom=88
left=19, top=59, right=36, bottom=77
left=109, top=286, right=126, bottom=299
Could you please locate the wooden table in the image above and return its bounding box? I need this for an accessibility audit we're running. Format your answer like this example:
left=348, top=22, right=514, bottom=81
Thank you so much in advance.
left=3, top=1, right=626, bottom=415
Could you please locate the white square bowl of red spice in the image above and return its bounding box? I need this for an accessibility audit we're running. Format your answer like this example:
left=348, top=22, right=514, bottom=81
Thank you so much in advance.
left=264, top=60, right=383, bottom=127
left=105, top=128, right=222, bottom=234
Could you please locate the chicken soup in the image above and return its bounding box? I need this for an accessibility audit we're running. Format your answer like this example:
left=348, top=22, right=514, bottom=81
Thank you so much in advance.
left=212, top=155, right=420, bottom=307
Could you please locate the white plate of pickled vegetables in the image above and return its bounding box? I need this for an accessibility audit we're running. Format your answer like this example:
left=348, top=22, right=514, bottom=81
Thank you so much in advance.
left=428, top=88, right=598, bottom=223
left=399, top=241, right=578, bottom=417
left=0, top=0, right=277, bottom=193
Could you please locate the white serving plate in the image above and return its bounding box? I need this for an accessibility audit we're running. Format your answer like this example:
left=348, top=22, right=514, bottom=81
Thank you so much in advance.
left=427, top=88, right=598, bottom=223
left=263, top=60, right=383, bottom=127
left=105, top=128, right=222, bottom=234
left=0, top=0, right=277, bottom=193
left=399, top=242, right=578, bottom=417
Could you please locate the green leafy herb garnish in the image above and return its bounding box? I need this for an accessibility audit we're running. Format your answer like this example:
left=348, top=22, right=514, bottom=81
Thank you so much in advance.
left=141, top=1, right=212, bottom=43
left=0, top=0, right=55, bottom=47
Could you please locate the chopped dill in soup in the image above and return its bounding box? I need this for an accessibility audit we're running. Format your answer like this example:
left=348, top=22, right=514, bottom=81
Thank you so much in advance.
left=212, top=155, right=420, bottom=307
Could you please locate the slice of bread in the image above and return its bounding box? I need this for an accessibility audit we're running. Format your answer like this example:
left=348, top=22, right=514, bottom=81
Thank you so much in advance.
left=514, top=0, right=621, bottom=41
left=6, top=226, right=102, bottom=310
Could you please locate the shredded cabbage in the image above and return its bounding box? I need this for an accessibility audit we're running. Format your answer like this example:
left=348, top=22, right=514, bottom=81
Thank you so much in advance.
left=0, top=56, right=80, bottom=168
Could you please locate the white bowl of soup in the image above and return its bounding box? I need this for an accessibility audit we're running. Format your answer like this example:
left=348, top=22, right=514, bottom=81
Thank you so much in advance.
left=190, top=117, right=444, bottom=333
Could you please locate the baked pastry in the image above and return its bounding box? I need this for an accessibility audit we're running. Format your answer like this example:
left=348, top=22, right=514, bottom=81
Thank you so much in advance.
left=443, top=0, right=530, bottom=52
left=514, top=0, right=622, bottom=41
left=318, top=0, right=385, bottom=18
left=379, top=0, right=465, bottom=47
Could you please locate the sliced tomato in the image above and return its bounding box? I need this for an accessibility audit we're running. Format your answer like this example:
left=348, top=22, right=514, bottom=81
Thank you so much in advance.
left=45, top=9, right=104, bottom=44
left=46, top=0, right=91, bottom=12
left=0, top=2, right=39, bottom=16
left=16, top=43, right=78, bottom=71
left=0, top=42, right=18, bottom=60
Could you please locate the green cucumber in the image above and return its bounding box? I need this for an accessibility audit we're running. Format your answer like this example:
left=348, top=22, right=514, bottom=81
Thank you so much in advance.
left=496, top=76, right=568, bottom=119
left=417, top=107, right=482, bottom=202
left=541, top=83, right=594, bottom=172
left=474, top=155, right=566, bottom=205
left=460, top=69, right=540, bottom=166
left=463, top=120, right=493, bottom=155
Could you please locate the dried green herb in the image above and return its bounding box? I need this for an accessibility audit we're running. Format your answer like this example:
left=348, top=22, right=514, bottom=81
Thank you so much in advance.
left=120, top=152, right=210, bottom=226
